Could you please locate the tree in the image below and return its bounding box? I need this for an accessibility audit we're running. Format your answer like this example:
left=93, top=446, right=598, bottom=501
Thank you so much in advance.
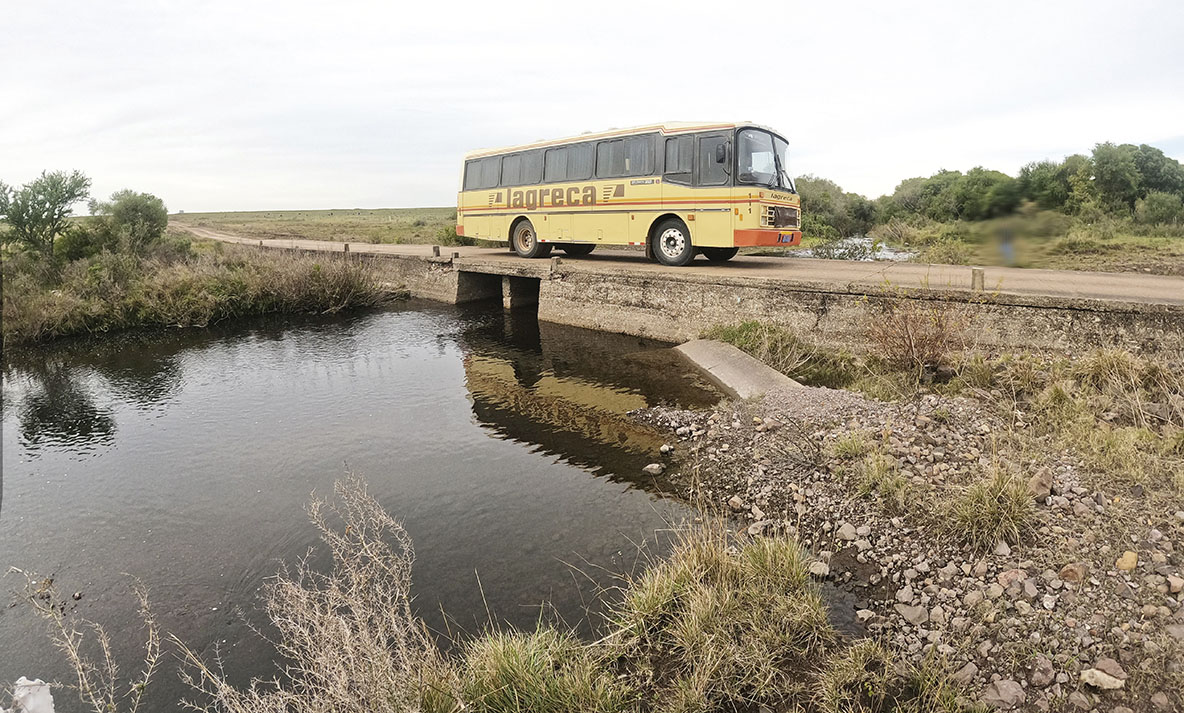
left=87, top=189, right=169, bottom=252
left=1134, top=191, right=1183, bottom=225
left=1132, top=144, right=1184, bottom=197
left=1019, top=160, right=1070, bottom=210
left=0, top=170, right=91, bottom=255
left=1091, top=142, right=1141, bottom=212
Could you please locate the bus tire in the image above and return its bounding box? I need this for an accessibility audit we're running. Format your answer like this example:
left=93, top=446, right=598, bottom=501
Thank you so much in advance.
left=560, top=244, right=594, bottom=256
left=651, top=218, right=695, bottom=266
left=511, top=219, right=551, bottom=258
left=701, top=247, right=739, bottom=262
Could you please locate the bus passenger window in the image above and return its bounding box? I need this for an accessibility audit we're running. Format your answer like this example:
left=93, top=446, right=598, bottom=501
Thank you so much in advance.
left=664, top=136, right=692, bottom=185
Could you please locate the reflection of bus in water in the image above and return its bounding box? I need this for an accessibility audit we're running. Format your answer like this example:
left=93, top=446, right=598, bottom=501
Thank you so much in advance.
left=458, top=315, right=721, bottom=482
left=457, top=122, right=802, bottom=266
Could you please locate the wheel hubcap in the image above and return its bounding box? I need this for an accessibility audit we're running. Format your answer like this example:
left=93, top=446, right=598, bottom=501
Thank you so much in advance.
left=516, top=226, right=534, bottom=252
left=659, top=228, right=685, bottom=259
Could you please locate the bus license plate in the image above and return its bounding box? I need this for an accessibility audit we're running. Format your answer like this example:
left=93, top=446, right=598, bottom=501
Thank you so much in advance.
left=778, top=232, right=795, bottom=243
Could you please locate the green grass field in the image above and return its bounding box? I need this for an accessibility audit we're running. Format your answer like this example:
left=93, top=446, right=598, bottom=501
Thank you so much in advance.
left=172, top=207, right=458, bottom=244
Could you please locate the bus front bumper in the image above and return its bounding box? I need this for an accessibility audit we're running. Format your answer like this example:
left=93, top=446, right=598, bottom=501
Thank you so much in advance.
left=733, top=229, right=802, bottom=247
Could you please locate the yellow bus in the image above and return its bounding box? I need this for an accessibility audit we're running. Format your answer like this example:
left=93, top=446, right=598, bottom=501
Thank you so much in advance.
left=456, top=122, right=802, bottom=266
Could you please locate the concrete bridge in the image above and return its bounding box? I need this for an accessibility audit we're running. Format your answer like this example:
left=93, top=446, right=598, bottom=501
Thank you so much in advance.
left=181, top=226, right=1184, bottom=354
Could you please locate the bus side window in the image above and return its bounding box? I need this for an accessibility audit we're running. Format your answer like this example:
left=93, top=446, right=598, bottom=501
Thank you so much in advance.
left=544, top=148, right=568, bottom=183
left=523, top=150, right=543, bottom=184
left=568, top=142, right=594, bottom=180
left=501, top=154, right=522, bottom=187
left=480, top=156, right=501, bottom=189
left=664, top=136, right=692, bottom=185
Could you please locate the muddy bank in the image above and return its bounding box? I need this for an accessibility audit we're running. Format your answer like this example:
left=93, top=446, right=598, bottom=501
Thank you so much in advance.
left=636, top=384, right=1184, bottom=712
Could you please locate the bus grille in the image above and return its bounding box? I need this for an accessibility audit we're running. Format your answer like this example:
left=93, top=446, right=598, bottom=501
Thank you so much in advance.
left=763, top=206, right=799, bottom=228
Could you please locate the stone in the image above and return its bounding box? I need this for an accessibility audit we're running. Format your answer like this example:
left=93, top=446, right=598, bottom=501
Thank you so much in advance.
left=747, top=520, right=773, bottom=536
left=837, top=522, right=857, bottom=540
left=1029, top=655, right=1055, bottom=687
left=750, top=504, right=766, bottom=520
left=895, top=603, right=929, bottom=625
left=951, top=661, right=978, bottom=685
left=964, top=590, right=984, bottom=607
left=998, top=568, right=1026, bottom=588
left=929, top=605, right=947, bottom=626
left=1059, top=562, right=1087, bottom=583
left=642, top=463, right=666, bottom=475
left=896, top=584, right=916, bottom=603
left=1164, top=624, right=1184, bottom=641
left=727, top=495, right=746, bottom=511
left=1115, top=550, right=1138, bottom=571
left=1080, top=658, right=1127, bottom=689
left=982, top=679, right=1025, bottom=709
left=993, top=539, right=1012, bottom=556
left=659, top=443, right=673, bottom=454
left=6, top=678, right=55, bottom=713
left=1168, top=575, right=1183, bottom=594
left=1027, top=467, right=1053, bottom=501
left=1150, top=692, right=1172, bottom=710
left=855, top=609, right=876, bottom=623
left=1067, top=691, right=1092, bottom=710
left=808, top=561, right=830, bottom=577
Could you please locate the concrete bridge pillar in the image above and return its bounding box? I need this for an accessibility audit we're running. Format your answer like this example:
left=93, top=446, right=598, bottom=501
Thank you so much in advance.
left=502, top=276, right=540, bottom=311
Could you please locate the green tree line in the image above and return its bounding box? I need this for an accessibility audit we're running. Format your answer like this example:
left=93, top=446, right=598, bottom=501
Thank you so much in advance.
left=797, top=141, right=1184, bottom=239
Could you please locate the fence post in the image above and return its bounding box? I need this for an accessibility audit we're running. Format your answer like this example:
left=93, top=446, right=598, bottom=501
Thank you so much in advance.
left=432, top=245, right=441, bottom=257
left=971, top=267, right=985, bottom=291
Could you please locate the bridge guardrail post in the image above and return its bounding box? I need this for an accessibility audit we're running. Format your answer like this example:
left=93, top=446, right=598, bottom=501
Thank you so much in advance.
left=971, top=267, right=985, bottom=291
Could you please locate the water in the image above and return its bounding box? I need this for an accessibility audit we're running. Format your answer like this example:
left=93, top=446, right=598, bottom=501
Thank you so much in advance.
left=0, top=303, right=722, bottom=708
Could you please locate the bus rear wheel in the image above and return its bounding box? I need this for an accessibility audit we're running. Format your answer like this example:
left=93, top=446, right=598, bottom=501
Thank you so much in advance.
left=701, top=247, right=739, bottom=262
left=511, top=219, right=551, bottom=258
left=560, top=244, right=595, bottom=256
left=651, top=218, right=695, bottom=267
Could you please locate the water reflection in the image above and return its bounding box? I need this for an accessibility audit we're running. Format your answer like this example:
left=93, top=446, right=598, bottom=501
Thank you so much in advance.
left=12, top=359, right=116, bottom=454
left=459, top=310, right=720, bottom=481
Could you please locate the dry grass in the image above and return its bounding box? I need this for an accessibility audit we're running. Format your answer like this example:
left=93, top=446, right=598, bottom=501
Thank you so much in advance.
left=815, top=640, right=977, bottom=713
left=174, top=474, right=455, bottom=713
left=171, top=208, right=469, bottom=246
left=864, top=295, right=973, bottom=377
left=855, top=451, right=914, bottom=514
left=946, top=467, right=1034, bottom=550
left=702, top=321, right=858, bottom=389
left=1, top=242, right=401, bottom=344
left=9, top=569, right=161, bottom=713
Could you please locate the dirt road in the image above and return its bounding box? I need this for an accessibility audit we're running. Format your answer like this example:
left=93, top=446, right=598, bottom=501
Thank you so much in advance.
left=180, top=225, right=1184, bottom=307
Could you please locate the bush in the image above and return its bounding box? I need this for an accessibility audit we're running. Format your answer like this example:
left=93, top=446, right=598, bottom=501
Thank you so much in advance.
left=1135, top=191, right=1183, bottom=225
left=865, top=298, right=972, bottom=374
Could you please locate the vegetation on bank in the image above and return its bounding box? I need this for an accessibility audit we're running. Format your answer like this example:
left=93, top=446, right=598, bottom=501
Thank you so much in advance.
left=172, top=207, right=475, bottom=246
left=17, top=476, right=984, bottom=713
left=796, top=140, right=1184, bottom=272
left=1, top=171, right=402, bottom=346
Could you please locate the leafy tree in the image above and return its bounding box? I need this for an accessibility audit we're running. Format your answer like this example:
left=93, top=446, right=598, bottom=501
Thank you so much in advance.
left=1019, top=160, right=1070, bottom=210
left=1134, top=191, right=1183, bottom=225
left=796, top=175, right=877, bottom=239
left=89, top=190, right=169, bottom=252
left=0, top=170, right=91, bottom=255
left=1091, top=142, right=1141, bottom=212
left=1132, top=144, right=1184, bottom=197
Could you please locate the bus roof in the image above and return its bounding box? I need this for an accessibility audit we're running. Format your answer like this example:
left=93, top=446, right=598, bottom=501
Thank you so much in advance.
left=463, top=122, right=782, bottom=159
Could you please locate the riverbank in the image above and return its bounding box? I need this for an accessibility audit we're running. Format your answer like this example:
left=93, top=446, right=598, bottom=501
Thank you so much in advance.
left=1, top=238, right=405, bottom=345
left=640, top=324, right=1184, bottom=712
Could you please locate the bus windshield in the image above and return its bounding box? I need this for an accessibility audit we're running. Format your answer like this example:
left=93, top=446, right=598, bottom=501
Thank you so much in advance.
left=736, top=128, right=794, bottom=192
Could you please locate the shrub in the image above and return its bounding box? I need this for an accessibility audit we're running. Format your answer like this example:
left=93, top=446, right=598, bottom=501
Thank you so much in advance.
left=1134, top=191, right=1183, bottom=225
left=947, top=467, right=1034, bottom=549
left=865, top=298, right=972, bottom=374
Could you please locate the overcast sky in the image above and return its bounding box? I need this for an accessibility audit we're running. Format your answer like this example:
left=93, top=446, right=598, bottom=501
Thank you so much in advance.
left=4, top=0, right=1183, bottom=212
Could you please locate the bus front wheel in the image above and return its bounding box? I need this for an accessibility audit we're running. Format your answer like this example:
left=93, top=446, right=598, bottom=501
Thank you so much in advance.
left=512, top=219, right=551, bottom=259
left=651, top=218, right=695, bottom=267
left=701, top=247, right=739, bottom=262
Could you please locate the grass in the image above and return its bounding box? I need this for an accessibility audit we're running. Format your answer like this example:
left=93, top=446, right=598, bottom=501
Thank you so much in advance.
left=702, top=321, right=859, bottom=389
left=171, top=207, right=475, bottom=245
left=855, top=451, right=914, bottom=514
left=1, top=239, right=402, bottom=345
left=869, top=212, right=1184, bottom=274
left=946, top=467, right=1035, bottom=550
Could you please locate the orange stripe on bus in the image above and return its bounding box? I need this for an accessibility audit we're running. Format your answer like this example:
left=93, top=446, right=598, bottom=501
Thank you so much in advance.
left=458, top=198, right=797, bottom=212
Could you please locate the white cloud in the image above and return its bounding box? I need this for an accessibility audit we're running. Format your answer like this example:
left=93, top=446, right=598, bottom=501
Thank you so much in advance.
left=3, top=0, right=1182, bottom=210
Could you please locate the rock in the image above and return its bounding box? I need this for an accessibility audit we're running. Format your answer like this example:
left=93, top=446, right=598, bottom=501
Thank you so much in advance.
left=929, top=605, right=947, bottom=626
left=964, top=590, right=984, bottom=607
left=1027, top=468, right=1053, bottom=501
left=951, top=661, right=978, bottom=685
left=982, top=679, right=1025, bottom=709
left=855, top=608, right=876, bottom=623
left=808, top=561, right=830, bottom=578
left=747, top=520, right=773, bottom=536
left=1168, top=575, right=1183, bottom=594
left=895, top=603, right=928, bottom=625
left=1067, top=691, right=1092, bottom=710
left=642, top=463, right=666, bottom=475
left=1150, top=692, right=1171, bottom=710
left=1112, top=707, right=1134, bottom=713
left=750, top=504, right=765, bottom=520
left=659, top=443, right=673, bottom=454
left=1115, top=550, right=1138, bottom=571
left=727, top=495, right=747, bottom=511
left=836, top=522, right=858, bottom=541
left=6, top=677, right=55, bottom=713
left=1164, top=624, right=1184, bottom=641
left=1059, top=562, right=1087, bottom=583
left=1029, top=655, right=1055, bottom=687
left=998, top=568, right=1026, bottom=588
left=1080, top=657, right=1127, bottom=689
left=896, top=584, right=916, bottom=603
left=993, top=539, right=1012, bottom=556
left=72, top=591, right=82, bottom=601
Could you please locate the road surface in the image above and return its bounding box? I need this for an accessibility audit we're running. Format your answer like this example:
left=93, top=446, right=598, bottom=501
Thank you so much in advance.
left=179, top=225, right=1184, bottom=307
